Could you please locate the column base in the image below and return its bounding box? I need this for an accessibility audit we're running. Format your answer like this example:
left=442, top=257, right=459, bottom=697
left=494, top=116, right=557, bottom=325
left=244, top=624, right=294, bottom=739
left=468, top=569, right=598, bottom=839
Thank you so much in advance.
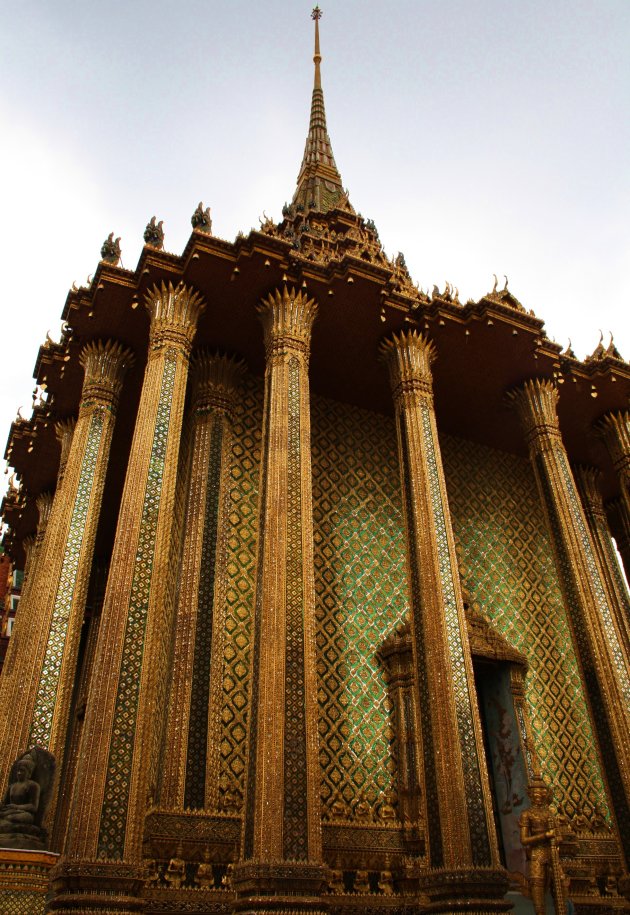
left=48, top=859, right=145, bottom=913
left=418, top=867, right=511, bottom=915
left=232, top=860, right=328, bottom=914
left=0, top=848, right=58, bottom=915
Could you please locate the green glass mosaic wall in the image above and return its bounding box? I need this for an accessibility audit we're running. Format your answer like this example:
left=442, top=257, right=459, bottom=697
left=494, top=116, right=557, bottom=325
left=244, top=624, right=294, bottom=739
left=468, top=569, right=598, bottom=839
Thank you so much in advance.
left=220, top=374, right=262, bottom=805
left=310, top=395, right=408, bottom=813
left=218, top=378, right=608, bottom=825
left=441, top=433, right=609, bottom=819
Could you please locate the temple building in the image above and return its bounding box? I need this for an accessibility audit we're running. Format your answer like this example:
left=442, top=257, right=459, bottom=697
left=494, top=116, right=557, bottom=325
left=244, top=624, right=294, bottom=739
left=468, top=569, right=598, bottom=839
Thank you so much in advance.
left=1, top=8, right=630, bottom=915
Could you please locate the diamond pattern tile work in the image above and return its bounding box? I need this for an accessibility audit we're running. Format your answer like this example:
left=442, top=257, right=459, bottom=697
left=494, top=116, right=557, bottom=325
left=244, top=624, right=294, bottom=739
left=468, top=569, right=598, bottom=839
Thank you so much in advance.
left=441, top=433, right=609, bottom=819
left=0, top=890, right=45, bottom=914
left=536, top=452, right=626, bottom=838
left=30, top=409, right=105, bottom=746
left=557, top=448, right=630, bottom=703
left=220, top=373, right=263, bottom=806
left=399, top=413, right=443, bottom=865
left=310, top=395, right=408, bottom=814
left=420, top=404, right=491, bottom=866
left=185, top=415, right=223, bottom=809
left=284, top=358, right=309, bottom=859
left=217, top=383, right=609, bottom=825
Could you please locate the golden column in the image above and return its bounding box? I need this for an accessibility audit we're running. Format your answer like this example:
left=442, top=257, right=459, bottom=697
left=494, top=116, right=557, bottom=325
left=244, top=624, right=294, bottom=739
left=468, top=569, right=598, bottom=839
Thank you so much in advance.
left=0, top=342, right=132, bottom=806
left=598, top=411, right=630, bottom=582
left=51, top=282, right=204, bottom=913
left=575, top=465, right=630, bottom=663
left=24, top=490, right=54, bottom=586
left=598, top=411, right=630, bottom=503
left=0, top=491, right=52, bottom=683
left=510, top=379, right=630, bottom=861
left=21, top=534, right=36, bottom=582
left=55, top=418, right=77, bottom=488
left=607, top=496, right=630, bottom=583
left=233, top=286, right=325, bottom=913
left=161, top=351, right=245, bottom=811
left=379, top=331, right=505, bottom=908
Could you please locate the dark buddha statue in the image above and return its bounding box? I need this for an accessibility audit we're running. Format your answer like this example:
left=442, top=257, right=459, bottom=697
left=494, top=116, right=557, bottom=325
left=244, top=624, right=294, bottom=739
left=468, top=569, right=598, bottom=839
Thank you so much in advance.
left=0, top=747, right=55, bottom=849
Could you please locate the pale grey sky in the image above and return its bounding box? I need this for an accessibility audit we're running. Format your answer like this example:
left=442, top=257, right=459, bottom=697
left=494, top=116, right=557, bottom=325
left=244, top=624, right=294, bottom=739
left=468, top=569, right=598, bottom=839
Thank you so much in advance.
left=1, top=0, right=629, bottom=457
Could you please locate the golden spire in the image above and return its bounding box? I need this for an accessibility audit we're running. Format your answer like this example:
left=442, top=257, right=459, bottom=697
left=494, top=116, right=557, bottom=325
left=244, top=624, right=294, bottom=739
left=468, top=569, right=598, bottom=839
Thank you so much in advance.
left=291, top=7, right=352, bottom=214
left=312, top=5, right=322, bottom=90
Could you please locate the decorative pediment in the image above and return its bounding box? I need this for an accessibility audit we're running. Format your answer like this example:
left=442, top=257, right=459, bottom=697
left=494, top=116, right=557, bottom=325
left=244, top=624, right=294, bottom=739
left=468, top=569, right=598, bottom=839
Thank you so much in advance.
left=464, top=605, right=528, bottom=669
left=380, top=607, right=527, bottom=671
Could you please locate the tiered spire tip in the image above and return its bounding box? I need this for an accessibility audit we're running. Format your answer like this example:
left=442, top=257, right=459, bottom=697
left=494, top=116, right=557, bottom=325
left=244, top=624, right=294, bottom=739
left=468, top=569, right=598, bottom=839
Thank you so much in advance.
left=291, top=7, right=352, bottom=214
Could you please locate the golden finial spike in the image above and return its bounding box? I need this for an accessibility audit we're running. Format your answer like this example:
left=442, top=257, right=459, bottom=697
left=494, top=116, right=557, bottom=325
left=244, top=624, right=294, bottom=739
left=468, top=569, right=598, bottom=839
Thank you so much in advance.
left=312, top=6, right=322, bottom=89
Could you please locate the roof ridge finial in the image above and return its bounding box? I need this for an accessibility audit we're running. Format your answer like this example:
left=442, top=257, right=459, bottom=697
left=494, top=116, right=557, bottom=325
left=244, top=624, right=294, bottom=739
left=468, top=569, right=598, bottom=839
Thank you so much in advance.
left=312, top=6, right=322, bottom=90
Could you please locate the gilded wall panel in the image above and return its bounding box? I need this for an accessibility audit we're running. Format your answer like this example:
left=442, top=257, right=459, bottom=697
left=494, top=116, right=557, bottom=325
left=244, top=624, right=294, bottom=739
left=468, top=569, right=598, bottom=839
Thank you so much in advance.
left=441, top=434, right=609, bottom=820
left=310, top=396, right=408, bottom=814
left=0, top=890, right=45, bottom=914
left=220, top=386, right=608, bottom=826
left=219, top=374, right=263, bottom=804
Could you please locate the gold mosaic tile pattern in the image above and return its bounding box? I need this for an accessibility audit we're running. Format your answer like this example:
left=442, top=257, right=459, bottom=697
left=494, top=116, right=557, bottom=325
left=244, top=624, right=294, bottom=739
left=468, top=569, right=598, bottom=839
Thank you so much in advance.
left=441, top=434, right=609, bottom=818
left=185, top=415, right=224, bottom=809
left=536, top=452, right=626, bottom=840
left=284, top=358, right=309, bottom=859
left=219, top=374, right=263, bottom=801
left=310, top=395, right=408, bottom=811
left=556, top=449, right=630, bottom=703
left=0, top=891, right=45, bottom=915
left=419, top=403, right=491, bottom=864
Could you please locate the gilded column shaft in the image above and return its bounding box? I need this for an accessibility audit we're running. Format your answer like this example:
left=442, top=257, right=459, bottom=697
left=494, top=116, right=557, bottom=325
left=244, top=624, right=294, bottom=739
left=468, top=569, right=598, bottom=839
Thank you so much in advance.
left=21, top=534, right=36, bottom=583
left=607, top=496, right=630, bottom=584
left=239, top=286, right=322, bottom=877
left=53, top=566, right=108, bottom=852
left=575, top=465, right=630, bottom=663
left=598, top=411, right=630, bottom=504
left=55, top=418, right=76, bottom=490
left=161, top=352, right=245, bottom=811
left=0, top=492, right=52, bottom=687
left=0, top=342, right=132, bottom=803
left=511, top=379, right=630, bottom=857
left=380, top=331, right=497, bottom=870
left=61, top=282, right=205, bottom=867
left=15, top=491, right=52, bottom=604
left=599, top=412, right=630, bottom=586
